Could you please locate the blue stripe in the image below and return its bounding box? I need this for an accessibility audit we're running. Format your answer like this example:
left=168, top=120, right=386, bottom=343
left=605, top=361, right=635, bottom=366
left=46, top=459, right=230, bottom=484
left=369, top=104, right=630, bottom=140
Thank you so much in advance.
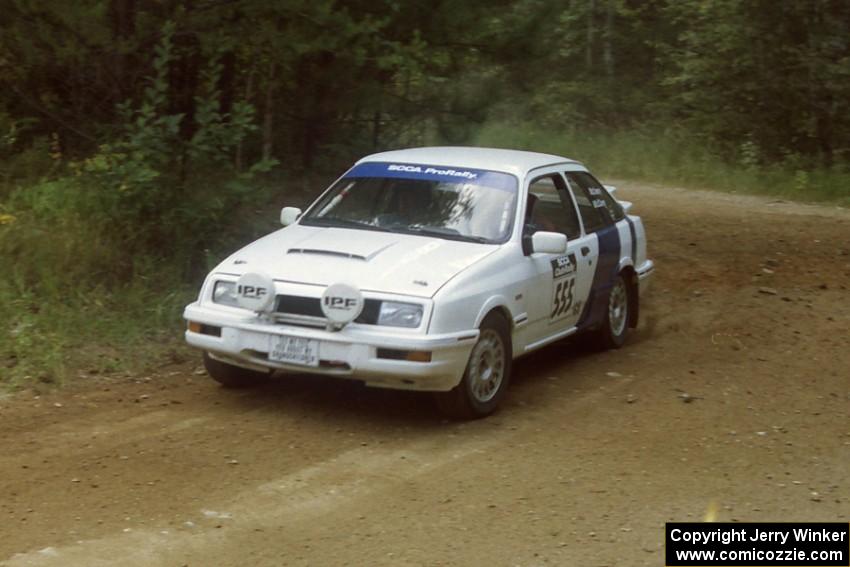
left=577, top=225, right=621, bottom=330
left=345, top=162, right=517, bottom=191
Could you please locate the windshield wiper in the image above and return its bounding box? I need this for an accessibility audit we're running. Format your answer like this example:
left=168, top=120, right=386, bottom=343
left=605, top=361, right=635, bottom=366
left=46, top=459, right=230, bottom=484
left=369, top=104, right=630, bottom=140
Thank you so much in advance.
left=302, top=217, right=390, bottom=232
left=390, top=224, right=490, bottom=244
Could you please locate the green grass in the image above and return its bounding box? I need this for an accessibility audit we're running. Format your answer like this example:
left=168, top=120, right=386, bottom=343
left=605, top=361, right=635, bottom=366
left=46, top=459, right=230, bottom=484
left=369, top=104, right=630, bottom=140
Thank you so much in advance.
left=0, top=277, right=194, bottom=388
left=0, top=182, right=200, bottom=389
left=0, top=211, right=197, bottom=387
left=474, top=123, right=850, bottom=206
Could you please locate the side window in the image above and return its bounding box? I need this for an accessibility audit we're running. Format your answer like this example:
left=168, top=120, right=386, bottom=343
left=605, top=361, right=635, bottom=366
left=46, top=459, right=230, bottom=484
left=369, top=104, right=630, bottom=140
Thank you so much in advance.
left=525, top=174, right=581, bottom=239
left=566, top=171, right=624, bottom=225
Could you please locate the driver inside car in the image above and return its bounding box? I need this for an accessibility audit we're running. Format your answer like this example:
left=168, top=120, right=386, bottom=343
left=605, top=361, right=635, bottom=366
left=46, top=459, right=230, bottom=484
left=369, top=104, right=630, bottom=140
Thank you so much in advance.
left=377, top=182, right=434, bottom=227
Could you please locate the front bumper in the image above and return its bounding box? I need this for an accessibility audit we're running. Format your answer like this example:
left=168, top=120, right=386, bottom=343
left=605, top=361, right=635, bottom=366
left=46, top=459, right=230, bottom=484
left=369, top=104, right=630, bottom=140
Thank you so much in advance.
left=183, top=303, right=477, bottom=392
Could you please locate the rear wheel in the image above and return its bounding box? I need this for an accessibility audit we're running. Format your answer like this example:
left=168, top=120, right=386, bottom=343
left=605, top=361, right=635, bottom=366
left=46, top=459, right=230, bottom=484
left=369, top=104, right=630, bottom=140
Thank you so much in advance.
left=595, top=272, right=632, bottom=349
left=435, top=313, right=512, bottom=419
left=203, top=352, right=270, bottom=388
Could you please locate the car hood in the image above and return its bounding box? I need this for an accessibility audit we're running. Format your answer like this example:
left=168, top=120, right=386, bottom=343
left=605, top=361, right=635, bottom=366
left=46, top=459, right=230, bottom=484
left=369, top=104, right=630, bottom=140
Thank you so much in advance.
left=215, top=224, right=498, bottom=298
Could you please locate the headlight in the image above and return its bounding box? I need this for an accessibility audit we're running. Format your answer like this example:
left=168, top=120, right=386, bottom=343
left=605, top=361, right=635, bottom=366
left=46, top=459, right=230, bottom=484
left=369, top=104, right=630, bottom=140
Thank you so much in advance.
left=378, top=301, right=423, bottom=328
left=212, top=281, right=239, bottom=307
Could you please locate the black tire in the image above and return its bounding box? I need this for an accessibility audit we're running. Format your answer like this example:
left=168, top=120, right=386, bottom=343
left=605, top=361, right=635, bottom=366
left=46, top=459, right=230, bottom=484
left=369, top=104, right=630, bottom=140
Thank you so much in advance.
left=435, top=313, right=512, bottom=419
left=594, top=272, right=632, bottom=350
left=203, top=352, right=270, bottom=388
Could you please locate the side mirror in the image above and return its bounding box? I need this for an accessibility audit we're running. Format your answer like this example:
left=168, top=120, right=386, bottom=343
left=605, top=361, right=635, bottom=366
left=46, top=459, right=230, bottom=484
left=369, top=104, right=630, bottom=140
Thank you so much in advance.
left=619, top=200, right=633, bottom=214
left=530, top=231, right=567, bottom=255
left=280, top=207, right=302, bottom=226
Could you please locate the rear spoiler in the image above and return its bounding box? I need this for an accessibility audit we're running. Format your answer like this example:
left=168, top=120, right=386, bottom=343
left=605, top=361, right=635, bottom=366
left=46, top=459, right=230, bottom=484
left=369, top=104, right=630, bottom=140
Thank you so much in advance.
left=604, top=184, right=633, bottom=214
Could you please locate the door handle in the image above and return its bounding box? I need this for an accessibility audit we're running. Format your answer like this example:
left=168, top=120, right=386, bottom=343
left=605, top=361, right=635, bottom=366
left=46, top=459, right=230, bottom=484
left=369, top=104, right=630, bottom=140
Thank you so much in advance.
left=581, top=246, right=591, bottom=257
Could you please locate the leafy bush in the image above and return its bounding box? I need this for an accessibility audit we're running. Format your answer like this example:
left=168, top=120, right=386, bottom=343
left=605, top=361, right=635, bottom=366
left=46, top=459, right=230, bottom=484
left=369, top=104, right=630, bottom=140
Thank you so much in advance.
left=0, top=23, right=277, bottom=386
left=62, top=23, right=276, bottom=274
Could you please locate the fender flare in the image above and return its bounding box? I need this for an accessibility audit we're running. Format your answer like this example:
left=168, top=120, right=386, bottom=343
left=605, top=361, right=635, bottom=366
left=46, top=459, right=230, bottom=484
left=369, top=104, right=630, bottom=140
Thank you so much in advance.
left=615, top=259, right=640, bottom=328
left=474, top=295, right=514, bottom=330
left=617, top=257, right=635, bottom=274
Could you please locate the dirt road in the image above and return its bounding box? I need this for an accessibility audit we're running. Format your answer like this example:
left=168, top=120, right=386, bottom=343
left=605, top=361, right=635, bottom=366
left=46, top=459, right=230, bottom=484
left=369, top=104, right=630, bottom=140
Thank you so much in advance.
left=2, top=184, right=849, bottom=566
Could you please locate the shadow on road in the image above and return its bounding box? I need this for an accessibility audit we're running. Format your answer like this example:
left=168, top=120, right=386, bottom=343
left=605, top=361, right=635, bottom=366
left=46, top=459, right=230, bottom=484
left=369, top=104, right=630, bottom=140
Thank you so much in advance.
left=217, top=371, right=448, bottom=428
left=209, top=332, right=625, bottom=426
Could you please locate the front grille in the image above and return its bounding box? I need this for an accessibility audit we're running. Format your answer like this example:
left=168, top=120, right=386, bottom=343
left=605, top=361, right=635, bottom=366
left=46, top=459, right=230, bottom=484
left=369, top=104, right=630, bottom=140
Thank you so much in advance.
left=275, top=295, right=381, bottom=325
left=276, top=295, right=323, bottom=318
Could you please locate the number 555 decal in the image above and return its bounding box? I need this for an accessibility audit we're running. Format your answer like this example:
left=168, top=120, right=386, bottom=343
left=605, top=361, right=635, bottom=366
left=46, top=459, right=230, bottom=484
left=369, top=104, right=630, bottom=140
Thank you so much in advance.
left=551, top=277, right=575, bottom=319
left=550, top=253, right=577, bottom=321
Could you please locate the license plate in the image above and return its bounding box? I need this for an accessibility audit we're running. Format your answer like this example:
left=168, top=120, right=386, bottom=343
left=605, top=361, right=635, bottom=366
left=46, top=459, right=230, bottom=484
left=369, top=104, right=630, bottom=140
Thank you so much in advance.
left=268, top=335, right=319, bottom=367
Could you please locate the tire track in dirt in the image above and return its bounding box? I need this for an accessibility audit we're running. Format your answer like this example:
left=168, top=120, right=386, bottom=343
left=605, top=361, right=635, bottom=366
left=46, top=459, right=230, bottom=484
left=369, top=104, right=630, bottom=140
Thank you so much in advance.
left=3, top=388, right=613, bottom=566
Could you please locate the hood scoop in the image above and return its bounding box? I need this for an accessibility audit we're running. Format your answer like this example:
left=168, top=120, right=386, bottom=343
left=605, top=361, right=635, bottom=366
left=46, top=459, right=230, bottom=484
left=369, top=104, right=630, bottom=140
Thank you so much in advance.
left=288, top=248, right=367, bottom=261
left=287, top=241, right=396, bottom=262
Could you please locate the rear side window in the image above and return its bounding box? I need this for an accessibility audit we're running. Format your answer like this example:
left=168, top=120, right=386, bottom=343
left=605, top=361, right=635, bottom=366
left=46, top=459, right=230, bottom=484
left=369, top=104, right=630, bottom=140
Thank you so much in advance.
left=565, top=173, right=607, bottom=233
left=526, top=175, right=581, bottom=239
left=566, top=171, right=624, bottom=224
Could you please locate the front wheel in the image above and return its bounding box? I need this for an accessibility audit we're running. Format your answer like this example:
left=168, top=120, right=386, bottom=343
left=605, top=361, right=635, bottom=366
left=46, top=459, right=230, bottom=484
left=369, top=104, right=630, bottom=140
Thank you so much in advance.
left=203, top=352, right=270, bottom=388
left=594, top=272, right=632, bottom=350
left=435, top=313, right=512, bottom=419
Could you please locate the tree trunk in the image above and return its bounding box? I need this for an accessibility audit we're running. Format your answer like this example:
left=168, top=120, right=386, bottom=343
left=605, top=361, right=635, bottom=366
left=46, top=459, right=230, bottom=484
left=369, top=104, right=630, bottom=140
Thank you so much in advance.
left=108, top=0, right=136, bottom=102
left=603, top=0, right=614, bottom=78
left=586, top=0, right=596, bottom=70
left=808, top=1, right=834, bottom=165
left=372, top=110, right=381, bottom=149
left=236, top=73, right=253, bottom=171
left=262, top=63, right=275, bottom=163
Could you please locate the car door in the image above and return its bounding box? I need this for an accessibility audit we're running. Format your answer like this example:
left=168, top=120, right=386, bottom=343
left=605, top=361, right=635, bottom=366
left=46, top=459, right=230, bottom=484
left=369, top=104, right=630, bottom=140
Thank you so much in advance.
left=563, top=170, right=624, bottom=330
left=522, top=173, right=597, bottom=344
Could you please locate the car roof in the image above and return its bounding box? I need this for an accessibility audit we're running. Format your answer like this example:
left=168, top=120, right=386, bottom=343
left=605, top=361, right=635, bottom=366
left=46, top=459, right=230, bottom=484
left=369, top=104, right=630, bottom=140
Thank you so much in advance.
left=357, top=146, right=582, bottom=178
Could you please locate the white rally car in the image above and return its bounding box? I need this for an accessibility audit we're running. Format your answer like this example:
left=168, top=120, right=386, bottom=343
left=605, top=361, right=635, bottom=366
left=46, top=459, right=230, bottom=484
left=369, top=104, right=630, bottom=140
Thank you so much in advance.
left=184, top=147, right=654, bottom=418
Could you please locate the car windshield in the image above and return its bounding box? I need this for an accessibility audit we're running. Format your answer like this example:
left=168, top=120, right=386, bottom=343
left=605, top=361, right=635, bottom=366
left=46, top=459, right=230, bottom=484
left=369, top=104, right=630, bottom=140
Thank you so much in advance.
left=300, top=162, right=518, bottom=243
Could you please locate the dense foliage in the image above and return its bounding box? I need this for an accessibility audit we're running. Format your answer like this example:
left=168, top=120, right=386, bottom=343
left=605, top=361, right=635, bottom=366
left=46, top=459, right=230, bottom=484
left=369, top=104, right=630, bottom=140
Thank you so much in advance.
left=0, top=0, right=848, bottom=384
left=3, top=1, right=848, bottom=170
